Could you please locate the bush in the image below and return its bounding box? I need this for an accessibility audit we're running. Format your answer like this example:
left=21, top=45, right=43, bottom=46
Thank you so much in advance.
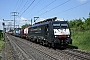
left=0, top=56, right=2, bottom=60
left=71, top=30, right=90, bottom=52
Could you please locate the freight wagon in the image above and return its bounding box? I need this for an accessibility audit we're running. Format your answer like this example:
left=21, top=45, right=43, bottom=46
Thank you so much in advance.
left=20, top=28, right=24, bottom=38
left=13, top=28, right=21, bottom=37
left=20, top=27, right=29, bottom=39
left=24, top=27, right=28, bottom=39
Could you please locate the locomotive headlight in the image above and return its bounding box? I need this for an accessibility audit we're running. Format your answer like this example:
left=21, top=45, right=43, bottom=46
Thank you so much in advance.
left=55, top=36, right=57, bottom=38
left=68, top=35, right=69, bottom=37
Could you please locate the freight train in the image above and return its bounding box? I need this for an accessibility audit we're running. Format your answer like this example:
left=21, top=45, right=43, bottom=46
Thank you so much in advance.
left=13, top=28, right=21, bottom=37
left=8, top=17, right=72, bottom=48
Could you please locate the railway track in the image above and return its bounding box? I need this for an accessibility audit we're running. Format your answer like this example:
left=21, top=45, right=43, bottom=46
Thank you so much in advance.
left=6, top=34, right=90, bottom=60
left=56, top=49, right=90, bottom=60
left=7, top=34, right=58, bottom=60
left=7, top=35, right=31, bottom=60
left=62, top=49, right=90, bottom=60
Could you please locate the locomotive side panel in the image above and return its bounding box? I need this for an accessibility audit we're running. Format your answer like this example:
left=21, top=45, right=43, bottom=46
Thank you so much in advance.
left=28, top=25, right=44, bottom=42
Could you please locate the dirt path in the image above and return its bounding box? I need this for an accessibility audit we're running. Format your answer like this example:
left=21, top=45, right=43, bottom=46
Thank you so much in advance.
left=0, top=35, right=16, bottom=60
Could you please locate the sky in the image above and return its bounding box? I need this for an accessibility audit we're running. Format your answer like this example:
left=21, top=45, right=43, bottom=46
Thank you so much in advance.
left=0, top=0, right=90, bottom=30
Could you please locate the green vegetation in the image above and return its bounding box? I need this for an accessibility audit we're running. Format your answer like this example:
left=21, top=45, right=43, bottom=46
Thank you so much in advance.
left=0, top=56, right=2, bottom=60
left=0, top=39, right=4, bottom=51
left=69, top=13, right=90, bottom=52
left=0, top=30, right=4, bottom=51
left=21, top=24, right=31, bottom=28
left=69, top=13, right=90, bottom=31
left=71, top=30, right=90, bottom=52
left=0, top=30, right=4, bottom=59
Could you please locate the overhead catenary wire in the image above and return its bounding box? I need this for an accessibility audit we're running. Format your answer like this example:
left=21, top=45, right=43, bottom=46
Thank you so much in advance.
left=19, top=0, right=30, bottom=13
left=52, top=0, right=90, bottom=16
left=30, top=0, right=57, bottom=17
left=15, top=0, right=20, bottom=11
left=16, top=0, right=56, bottom=23
left=16, top=0, right=31, bottom=22
left=39, top=0, right=71, bottom=16
left=19, top=0, right=41, bottom=25
left=16, top=0, right=23, bottom=12
left=29, top=0, right=42, bottom=12
left=20, top=0, right=36, bottom=17
left=15, top=0, right=89, bottom=19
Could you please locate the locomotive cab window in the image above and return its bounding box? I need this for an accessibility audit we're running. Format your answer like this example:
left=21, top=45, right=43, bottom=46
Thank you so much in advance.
left=53, top=22, right=69, bottom=29
left=61, top=24, right=68, bottom=28
left=53, top=24, right=60, bottom=29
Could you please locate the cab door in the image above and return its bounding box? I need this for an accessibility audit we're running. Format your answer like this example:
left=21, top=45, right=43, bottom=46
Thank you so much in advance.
left=45, top=24, right=49, bottom=39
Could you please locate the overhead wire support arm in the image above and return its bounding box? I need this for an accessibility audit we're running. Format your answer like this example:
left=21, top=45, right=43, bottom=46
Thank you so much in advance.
left=5, top=25, right=19, bottom=29
left=34, top=17, right=39, bottom=23
left=3, top=19, right=13, bottom=21
left=2, top=19, right=14, bottom=33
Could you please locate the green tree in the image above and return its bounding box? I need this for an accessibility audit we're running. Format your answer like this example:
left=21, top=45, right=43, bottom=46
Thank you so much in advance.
left=21, top=24, right=31, bottom=28
left=84, top=17, right=90, bottom=30
left=69, top=12, right=90, bottom=31
left=69, top=20, right=75, bottom=28
left=76, top=19, right=83, bottom=27
left=69, top=19, right=83, bottom=28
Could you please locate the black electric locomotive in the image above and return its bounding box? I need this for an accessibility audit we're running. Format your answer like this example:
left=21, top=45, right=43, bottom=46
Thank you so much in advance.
left=28, top=17, right=72, bottom=48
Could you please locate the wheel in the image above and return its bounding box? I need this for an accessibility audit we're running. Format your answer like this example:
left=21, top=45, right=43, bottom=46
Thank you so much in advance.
left=48, top=43, right=51, bottom=48
left=36, top=39, right=39, bottom=43
left=51, top=43, right=56, bottom=49
left=42, top=41, right=45, bottom=46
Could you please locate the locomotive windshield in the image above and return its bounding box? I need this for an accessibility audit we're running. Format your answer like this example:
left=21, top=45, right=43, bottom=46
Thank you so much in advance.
left=53, top=24, right=60, bottom=29
left=61, top=24, right=68, bottom=28
left=53, top=23, right=68, bottom=29
left=53, top=21, right=70, bottom=36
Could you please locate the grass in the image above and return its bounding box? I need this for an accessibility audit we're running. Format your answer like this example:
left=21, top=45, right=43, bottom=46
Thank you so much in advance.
left=0, top=38, right=4, bottom=52
left=0, top=56, right=2, bottom=60
left=71, top=30, right=90, bottom=52
left=0, top=37, right=4, bottom=60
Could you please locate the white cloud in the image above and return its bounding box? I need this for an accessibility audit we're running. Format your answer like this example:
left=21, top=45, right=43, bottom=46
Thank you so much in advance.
left=15, top=17, right=27, bottom=28
left=0, top=20, right=3, bottom=30
left=20, top=17, right=27, bottom=20
left=0, top=20, right=3, bottom=23
left=77, top=0, right=87, bottom=3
